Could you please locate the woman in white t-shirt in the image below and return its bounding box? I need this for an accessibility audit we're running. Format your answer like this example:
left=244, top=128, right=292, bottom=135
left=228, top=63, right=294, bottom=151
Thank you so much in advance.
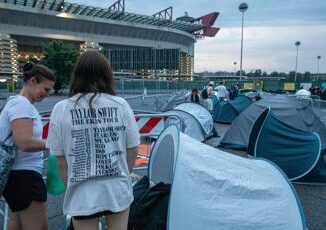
left=46, top=51, right=140, bottom=229
left=0, top=63, right=55, bottom=229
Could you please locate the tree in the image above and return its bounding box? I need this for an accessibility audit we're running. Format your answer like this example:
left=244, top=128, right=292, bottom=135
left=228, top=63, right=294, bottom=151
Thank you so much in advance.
left=254, top=69, right=262, bottom=78
left=279, top=72, right=287, bottom=79
left=270, top=71, right=279, bottom=78
left=302, top=71, right=311, bottom=82
left=246, top=71, right=255, bottom=79
left=288, top=71, right=295, bottom=81
left=236, top=70, right=246, bottom=76
left=41, top=41, right=79, bottom=94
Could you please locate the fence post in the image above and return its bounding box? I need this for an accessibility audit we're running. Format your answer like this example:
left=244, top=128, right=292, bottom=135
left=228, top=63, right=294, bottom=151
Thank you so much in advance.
left=120, top=77, right=125, bottom=97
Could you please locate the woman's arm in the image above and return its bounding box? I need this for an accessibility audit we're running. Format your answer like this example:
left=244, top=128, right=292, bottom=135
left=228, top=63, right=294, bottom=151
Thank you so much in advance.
left=11, top=118, right=46, bottom=152
left=57, top=155, right=68, bottom=186
left=127, top=146, right=138, bottom=173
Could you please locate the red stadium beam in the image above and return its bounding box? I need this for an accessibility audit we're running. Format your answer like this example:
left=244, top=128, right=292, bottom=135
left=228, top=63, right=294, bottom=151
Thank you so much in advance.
left=193, top=12, right=219, bottom=26
left=193, top=12, right=220, bottom=37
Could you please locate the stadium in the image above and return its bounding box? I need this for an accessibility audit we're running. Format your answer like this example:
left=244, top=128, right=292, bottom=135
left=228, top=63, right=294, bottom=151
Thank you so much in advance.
left=0, top=0, right=219, bottom=83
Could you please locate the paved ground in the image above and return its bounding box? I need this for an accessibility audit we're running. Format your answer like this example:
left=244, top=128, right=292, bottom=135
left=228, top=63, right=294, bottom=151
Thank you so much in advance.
left=1, top=95, right=326, bottom=229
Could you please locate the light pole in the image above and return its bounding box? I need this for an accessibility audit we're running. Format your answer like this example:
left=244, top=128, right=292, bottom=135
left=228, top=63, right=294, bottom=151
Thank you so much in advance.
left=233, top=61, right=237, bottom=77
left=239, top=2, right=248, bottom=81
left=317, top=55, right=321, bottom=82
left=294, top=41, right=301, bottom=83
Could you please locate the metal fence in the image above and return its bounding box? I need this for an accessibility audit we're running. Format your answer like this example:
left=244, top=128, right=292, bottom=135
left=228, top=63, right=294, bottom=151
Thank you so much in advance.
left=287, top=95, right=326, bottom=128
left=124, top=93, right=185, bottom=112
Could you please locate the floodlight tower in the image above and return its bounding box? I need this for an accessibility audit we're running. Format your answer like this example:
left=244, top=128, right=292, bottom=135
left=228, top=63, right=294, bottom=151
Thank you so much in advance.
left=294, top=41, right=301, bottom=82
left=239, top=2, right=248, bottom=80
left=317, top=55, right=321, bottom=82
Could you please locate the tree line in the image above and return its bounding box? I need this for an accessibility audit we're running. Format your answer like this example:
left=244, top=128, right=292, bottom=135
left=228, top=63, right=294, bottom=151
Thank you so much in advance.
left=198, top=70, right=315, bottom=82
left=31, top=41, right=316, bottom=94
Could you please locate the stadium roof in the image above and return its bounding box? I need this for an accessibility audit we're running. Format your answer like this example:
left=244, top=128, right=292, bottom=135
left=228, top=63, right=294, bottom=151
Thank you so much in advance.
left=0, top=0, right=205, bottom=34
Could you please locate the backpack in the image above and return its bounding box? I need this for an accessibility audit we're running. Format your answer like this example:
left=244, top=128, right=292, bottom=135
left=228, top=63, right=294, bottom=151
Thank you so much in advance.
left=128, top=176, right=171, bottom=230
left=201, top=88, right=208, bottom=99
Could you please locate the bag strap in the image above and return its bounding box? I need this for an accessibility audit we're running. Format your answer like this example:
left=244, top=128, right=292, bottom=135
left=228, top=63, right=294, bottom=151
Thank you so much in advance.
left=0, top=97, right=13, bottom=144
left=2, top=132, right=13, bottom=144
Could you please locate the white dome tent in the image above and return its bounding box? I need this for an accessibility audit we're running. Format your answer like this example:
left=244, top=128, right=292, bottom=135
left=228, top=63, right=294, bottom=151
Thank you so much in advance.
left=148, top=125, right=306, bottom=229
left=164, top=103, right=215, bottom=142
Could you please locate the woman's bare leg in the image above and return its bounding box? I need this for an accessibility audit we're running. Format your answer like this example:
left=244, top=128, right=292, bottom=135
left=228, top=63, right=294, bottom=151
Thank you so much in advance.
left=72, top=217, right=100, bottom=230
left=7, top=211, right=22, bottom=230
left=17, top=201, right=47, bottom=230
left=106, top=208, right=130, bottom=230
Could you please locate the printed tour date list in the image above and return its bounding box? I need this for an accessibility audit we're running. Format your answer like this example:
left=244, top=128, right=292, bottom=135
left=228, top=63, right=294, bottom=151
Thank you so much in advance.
left=69, top=107, right=126, bottom=182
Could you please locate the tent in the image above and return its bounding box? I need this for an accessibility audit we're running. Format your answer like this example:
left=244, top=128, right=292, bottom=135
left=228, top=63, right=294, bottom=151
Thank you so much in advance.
left=212, top=95, right=252, bottom=123
left=296, top=89, right=311, bottom=99
left=158, top=92, right=187, bottom=112
left=148, top=125, right=306, bottom=229
left=164, top=103, right=215, bottom=142
left=220, top=95, right=326, bottom=183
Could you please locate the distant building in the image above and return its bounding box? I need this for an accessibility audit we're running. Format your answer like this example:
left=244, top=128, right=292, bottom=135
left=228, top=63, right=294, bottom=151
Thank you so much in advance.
left=0, top=33, right=20, bottom=86
left=311, top=73, right=326, bottom=81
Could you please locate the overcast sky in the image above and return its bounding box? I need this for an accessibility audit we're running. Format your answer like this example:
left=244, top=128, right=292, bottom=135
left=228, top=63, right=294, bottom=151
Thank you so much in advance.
left=71, top=0, right=326, bottom=74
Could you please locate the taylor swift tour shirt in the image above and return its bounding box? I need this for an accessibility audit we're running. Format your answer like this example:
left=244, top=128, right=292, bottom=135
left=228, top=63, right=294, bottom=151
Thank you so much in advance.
left=46, top=93, right=140, bottom=216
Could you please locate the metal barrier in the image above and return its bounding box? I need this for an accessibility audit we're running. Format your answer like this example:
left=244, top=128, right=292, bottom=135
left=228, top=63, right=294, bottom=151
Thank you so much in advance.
left=125, top=94, right=170, bottom=112
left=40, top=111, right=182, bottom=139
left=135, top=113, right=181, bottom=137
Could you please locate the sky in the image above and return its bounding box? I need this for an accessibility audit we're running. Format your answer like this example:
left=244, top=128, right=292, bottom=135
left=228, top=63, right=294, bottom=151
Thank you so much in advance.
left=70, top=0, right=326, bottom=74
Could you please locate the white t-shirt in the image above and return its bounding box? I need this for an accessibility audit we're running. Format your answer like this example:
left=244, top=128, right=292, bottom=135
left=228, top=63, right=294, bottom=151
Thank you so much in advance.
left=216, top=85, right=228, bottom=98
left=0, top=95, right=44, bottom=174
left=46, top=93, right=140, bottom=216
left=207, top=86, right=213, bottom=97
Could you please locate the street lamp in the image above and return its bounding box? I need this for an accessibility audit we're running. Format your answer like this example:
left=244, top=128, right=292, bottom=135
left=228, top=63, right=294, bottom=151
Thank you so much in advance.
left=233, top=61, right=237, bottom=76
left=317, top=55, right=321, bottom=82
left=239, top=2, right=248, bottom=81
left=294, top=41, right=301, bottom=83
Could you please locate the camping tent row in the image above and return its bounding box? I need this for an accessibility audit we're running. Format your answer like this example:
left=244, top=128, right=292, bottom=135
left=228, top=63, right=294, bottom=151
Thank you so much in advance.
left=212, top=95, right=252, bottom=123
left=147, top=124, right=306, bottom=229
left=219, top=95, right=326, bottom=184
left=158, top=91, right=210, bottom=112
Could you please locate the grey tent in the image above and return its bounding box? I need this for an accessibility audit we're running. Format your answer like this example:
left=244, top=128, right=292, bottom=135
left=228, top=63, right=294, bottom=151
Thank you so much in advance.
left=158, top=92, right=187, bottom=112
left=148, top=125, right=306, bottom=229
left=220, top=95, right=326, bottom=183
left=212, top=95, right=252, bottom=123
left=164, top=103, right=214, bottom=142
left=148, top=124, right=179, bottom=184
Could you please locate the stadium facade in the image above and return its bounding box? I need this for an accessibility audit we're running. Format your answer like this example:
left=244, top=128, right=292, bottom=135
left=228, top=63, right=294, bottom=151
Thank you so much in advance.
left=0, top=0, right=219, bottom=82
